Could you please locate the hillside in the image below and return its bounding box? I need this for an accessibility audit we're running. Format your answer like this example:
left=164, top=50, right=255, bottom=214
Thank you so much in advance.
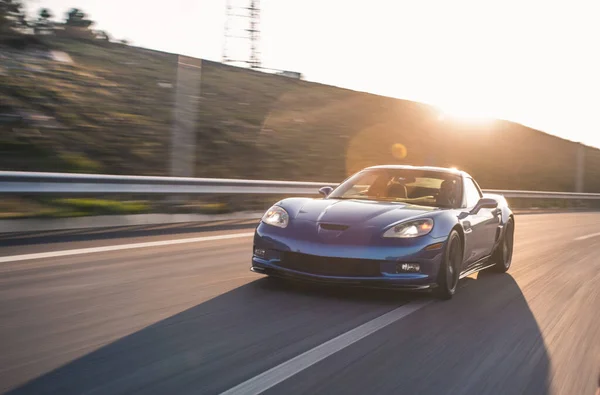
left=2, top=36, right=600, bottom=193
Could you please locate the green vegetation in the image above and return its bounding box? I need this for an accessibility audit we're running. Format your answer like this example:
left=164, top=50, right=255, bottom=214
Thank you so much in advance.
left=2, top=33, right=600, bottom=199
left=51, top=198, right=149, bottom=215
left=0, top=197, right=149, bottom=218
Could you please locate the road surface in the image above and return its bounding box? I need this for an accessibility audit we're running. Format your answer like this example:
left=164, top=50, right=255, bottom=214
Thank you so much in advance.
left=0, top=213, right=599, bottom=395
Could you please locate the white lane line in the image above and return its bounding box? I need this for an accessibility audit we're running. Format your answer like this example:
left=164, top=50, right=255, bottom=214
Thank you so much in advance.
left=0, top=232, right=254, bottom=263
left=220, top=300, right=431, bottom=395
left=574, top=232, right=600, bottom=241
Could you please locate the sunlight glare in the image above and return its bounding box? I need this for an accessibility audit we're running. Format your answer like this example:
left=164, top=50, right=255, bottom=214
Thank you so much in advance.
left=435, top=101, right=496, bottom=124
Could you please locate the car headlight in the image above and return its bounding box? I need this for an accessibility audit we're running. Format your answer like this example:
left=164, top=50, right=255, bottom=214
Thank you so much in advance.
left=261, top=206, right=289, bottom=228
left=383, top=219, right=434, bottom=238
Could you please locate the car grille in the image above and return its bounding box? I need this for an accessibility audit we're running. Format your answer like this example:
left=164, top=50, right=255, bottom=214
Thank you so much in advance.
left=277, top=252, right=382, bottom=277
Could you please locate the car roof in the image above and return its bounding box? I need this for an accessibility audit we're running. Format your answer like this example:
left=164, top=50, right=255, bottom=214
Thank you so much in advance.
left=364, top=165, right=472, bottom=178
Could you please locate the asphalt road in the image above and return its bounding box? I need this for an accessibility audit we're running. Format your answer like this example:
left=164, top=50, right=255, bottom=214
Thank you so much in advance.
left=0, top=213, right=599, bottom=395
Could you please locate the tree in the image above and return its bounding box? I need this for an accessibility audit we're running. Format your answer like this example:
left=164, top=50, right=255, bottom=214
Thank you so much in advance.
left=34, top=7, right=53, bottom=34
left=65, top=7, right=92, bottom=28
left=66, top=7, right=80, bottom=23
left=0, top=0, right=28, bottom=33
left=39, top=8, right=51, bottom=20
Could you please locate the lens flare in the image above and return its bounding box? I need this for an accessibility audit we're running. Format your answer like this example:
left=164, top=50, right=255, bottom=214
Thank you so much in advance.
left=392, top=143, right=407, bottom=159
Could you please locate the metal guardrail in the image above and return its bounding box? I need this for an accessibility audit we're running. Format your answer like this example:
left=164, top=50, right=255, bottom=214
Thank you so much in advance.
left=484, top=189, right=600, bottom=200
left=1, top=171, right=600, bottom=199
left=0, top=171, right=335, bottom=196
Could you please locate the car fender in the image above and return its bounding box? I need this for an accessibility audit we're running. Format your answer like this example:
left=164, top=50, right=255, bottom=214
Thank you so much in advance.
left=271, top=197, right=313, bottom=218
left=426, top=210, right=462, bottom=240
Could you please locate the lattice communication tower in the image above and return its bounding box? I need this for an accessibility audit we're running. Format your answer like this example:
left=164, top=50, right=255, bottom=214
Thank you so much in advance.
left=223, top=0, right=261, bottom=69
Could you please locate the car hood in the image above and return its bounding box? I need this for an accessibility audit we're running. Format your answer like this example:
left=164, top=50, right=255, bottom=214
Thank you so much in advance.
left=286, top=198, right=438, bottom=228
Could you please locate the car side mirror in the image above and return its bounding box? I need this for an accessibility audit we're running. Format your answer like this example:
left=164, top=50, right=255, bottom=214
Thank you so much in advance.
left=319, top=186, right=334, bottom=197
left=470, top=198, right=498, bottom=214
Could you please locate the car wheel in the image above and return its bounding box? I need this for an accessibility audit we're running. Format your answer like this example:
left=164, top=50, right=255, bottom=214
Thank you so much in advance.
left=491, top=218, right=514, bottom=273
left=434, top=230, right=462, bottom=300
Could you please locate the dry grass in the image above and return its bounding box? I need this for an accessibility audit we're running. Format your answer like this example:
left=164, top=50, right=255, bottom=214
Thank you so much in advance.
left=1, top=36, right=600, bottom=194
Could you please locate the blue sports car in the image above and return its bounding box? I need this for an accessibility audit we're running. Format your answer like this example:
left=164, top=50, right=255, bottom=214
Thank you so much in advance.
left=251, top=165, right=514, bottom=299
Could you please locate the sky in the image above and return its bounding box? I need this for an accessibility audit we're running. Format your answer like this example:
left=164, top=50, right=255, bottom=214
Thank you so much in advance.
left=27, top=0, right=600, bottom=148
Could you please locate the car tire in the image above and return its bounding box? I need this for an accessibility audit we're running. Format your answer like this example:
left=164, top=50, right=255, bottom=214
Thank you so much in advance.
left=491, top=218, right=514, bottom=273
left=434, top=230, right=462, bottom=300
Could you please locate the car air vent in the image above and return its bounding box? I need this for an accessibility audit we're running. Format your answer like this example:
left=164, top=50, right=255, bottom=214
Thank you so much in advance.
left=319, top=223, right=349, bottom=231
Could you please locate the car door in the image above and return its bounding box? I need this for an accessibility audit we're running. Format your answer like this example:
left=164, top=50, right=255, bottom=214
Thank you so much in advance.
left=460, top=177, right=499, bottom=267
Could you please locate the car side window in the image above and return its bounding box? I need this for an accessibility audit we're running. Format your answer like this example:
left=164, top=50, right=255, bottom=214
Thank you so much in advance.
left=464, top=178, right=482, bottom=208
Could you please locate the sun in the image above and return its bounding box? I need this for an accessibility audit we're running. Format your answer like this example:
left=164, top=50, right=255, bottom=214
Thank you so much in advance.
left=433, top=100, right=497, bottom=124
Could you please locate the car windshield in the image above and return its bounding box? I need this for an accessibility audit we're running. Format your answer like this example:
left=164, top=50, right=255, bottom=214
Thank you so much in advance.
left=328, top=169, right=463, bottom=208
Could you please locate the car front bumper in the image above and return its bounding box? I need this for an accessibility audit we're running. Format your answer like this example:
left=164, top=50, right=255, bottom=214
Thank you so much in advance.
left=251, top=223, right=448, bottom=290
